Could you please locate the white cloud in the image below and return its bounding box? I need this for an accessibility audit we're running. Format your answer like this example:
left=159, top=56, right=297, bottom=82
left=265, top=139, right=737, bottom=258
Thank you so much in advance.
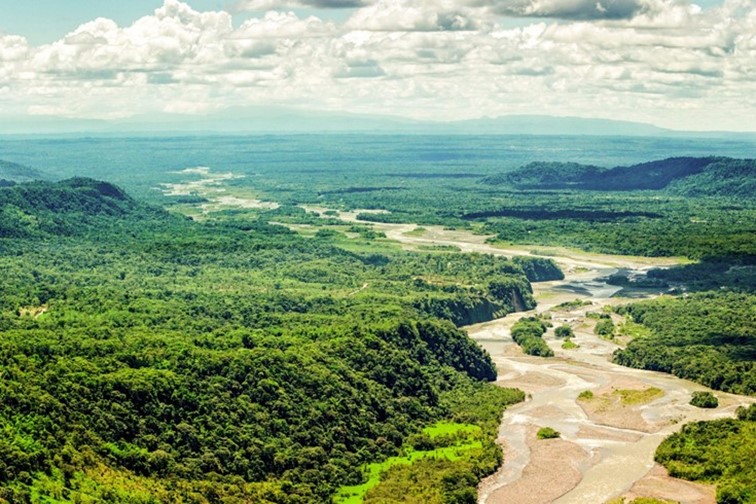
left=234, top=0, right=367, bottom=10
left=345, top=0, right=481, bottom=31
left=0, top=0, right=754, bottom=131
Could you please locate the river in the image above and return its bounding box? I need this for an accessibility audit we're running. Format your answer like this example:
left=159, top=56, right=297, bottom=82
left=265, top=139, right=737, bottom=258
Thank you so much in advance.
left=298, top=207, right=754, bottom=504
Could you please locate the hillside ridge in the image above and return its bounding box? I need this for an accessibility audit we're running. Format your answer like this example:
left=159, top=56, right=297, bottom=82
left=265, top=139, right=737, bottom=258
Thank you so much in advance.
left=481, top=156, right=755, bottom=197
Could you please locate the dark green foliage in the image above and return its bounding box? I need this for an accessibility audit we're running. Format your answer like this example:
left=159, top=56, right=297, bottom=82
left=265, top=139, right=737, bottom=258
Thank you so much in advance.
left=510, top=317, right=553, bottom=357
left=594, top=318, right=615, bottom=338
left=555, top=325, right=574, bottom=338
left=668, top=159, right=756, bottom=198
left=647, top=256, right=756, bottom=293
left=484, top=157, right=740, bottom=193
left=0, top=180, right=530, bottom=502
left=655, top=404, right=756, bottom=503
left=613, top=293, right=756, bottom=395
left=0, top=177, right=164, bottom=238
left=512, top=257, right=564, bottom=282
left=690, top=391, right=719, bottom=409
left=481, top=161, right=604, bottom=189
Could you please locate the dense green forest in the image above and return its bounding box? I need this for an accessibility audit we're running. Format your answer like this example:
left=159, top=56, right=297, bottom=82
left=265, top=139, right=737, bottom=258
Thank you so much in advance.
left=284, top=157, right=755, bottom=260
left=655, top=404, right=756, bottom=503
left=0, top=179, right=544, bottom=503
left=613, top=292, right=756, bottom=395
left=2, top=140, right=755, bottom=503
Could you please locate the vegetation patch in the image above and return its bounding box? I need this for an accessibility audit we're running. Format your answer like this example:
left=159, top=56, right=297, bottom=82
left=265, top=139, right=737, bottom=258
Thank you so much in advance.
left=594, top=318, right=616, bottom=339
left=613, top=292, right=756, bottom=395
left=656, top=404, right=756, bottom=504
left=536, top=427, right=561, bottom=439
left=690, top=391, right=719, bottom=409
left=555, top=324, right=574, bottom=338
left=404, top=226, right=427, bottom=237
left=555, top=299, right=593, bottom=310
left=578, top=390, right=594, bottom=400
left=511, top=317, right=554, bottom=357
left=614, top=387, right=664, bottom=406
left=335, top=385, right=523, bottom=504
left=562, top=338, right=579, bottom=350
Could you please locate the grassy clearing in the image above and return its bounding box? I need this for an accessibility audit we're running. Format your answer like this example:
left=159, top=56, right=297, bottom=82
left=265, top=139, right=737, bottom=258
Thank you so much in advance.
left=422, top=422, right=481, bottom=439
left=562, top=338, right=579, bottom=349
left=334, top=422, right=482, bottom=504
left=614, top=387, right=664, bottom=406
left=416, top=244, right=461, bottom=252
left=537, top=427, right=561, bottom=439
left=618, top=319, right=653, bottom=339
left=403, top=226, right=427, bottom=237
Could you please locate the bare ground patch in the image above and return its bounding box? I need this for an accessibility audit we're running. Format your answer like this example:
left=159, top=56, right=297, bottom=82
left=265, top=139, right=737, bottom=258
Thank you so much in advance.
left=576, top=425, right=643, bottom=443
left=486, top=426, right=593, bottom=504
left=618, top=464, right=715, bottom=504
left=577, top=378, right=665, bottom=433
left=497, top=371, right=566, bottom=394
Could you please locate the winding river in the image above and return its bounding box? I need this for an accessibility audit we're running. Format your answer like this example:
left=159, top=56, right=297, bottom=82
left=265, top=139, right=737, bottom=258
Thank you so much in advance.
left=299, top=208, right=754, bottom=504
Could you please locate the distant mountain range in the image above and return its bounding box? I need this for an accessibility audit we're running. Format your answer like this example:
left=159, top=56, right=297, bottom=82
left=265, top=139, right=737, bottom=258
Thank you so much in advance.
left=2, top=108, right=755, bottom=138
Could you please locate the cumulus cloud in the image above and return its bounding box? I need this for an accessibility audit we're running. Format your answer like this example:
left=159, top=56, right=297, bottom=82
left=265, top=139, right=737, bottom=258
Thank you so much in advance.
left=479, top=0, right=649, bottom=19
left=333, top=58, right=386, bottom=77
left=234, top=0, right=368, bottom=10
left=345, top=0, right=481, bottom=31
left=1, top=0, right=755, bottom=131
left=471, top=0, right=707, bottom=21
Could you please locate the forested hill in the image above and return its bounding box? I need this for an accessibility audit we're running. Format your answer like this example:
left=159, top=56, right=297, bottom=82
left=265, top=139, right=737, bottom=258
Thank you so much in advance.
left=0, top=178, right=538, bottom=502
left=0, top=177, right=169, bottom=238
left=481, top=156, right=756, bottom=197
left=0, top=159, right=47, bottom=184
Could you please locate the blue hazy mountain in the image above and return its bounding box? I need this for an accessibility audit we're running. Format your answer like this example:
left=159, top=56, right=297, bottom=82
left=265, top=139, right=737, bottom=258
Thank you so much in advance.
left=3, top=108, right=755, bottom=138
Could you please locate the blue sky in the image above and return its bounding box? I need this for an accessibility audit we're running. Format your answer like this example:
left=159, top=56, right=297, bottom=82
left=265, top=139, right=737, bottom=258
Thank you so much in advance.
left=0, top=0, right=726, bottom=44
left=0, top=1, right=353, bottom=44
left=0, top=0, right=753, bottom=132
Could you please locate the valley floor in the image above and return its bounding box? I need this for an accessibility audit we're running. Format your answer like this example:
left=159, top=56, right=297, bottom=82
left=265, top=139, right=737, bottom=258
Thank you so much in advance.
left=312, top=211, right=755, bottom=504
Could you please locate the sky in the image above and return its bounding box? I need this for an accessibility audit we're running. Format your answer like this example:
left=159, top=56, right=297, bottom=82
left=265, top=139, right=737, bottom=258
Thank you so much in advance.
left=0, top=0, right=754, bottom=132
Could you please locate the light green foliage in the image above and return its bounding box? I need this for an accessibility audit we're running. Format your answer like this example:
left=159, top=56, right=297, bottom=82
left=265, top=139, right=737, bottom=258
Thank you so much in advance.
left=335, top=386, right=523, bottom=504
left=656, top=404, right=756, bottom=504
left=614, top=388, right=663, bottom=405
left=618, top=319, right=652, bottom=339
left=555, top=299, right=593, bottom=310
left=561, top=338, right=578, bottom=350
left=536, top=427, right=560, bottom=439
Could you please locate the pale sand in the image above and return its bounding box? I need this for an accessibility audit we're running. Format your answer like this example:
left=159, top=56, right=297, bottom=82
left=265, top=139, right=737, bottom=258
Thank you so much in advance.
left=487, top=427, right=593, bottom=504
left=497, top=371, right=566, bottom=394
left=577, top=378, right=665, bottom=433
left=576, top=425, right=643, bottom=443
left=619, top=464, right=716, bottom=504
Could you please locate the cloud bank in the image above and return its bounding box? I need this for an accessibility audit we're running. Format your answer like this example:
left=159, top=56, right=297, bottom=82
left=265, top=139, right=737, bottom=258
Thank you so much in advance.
left=1, top=0, right=754, bottom=131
